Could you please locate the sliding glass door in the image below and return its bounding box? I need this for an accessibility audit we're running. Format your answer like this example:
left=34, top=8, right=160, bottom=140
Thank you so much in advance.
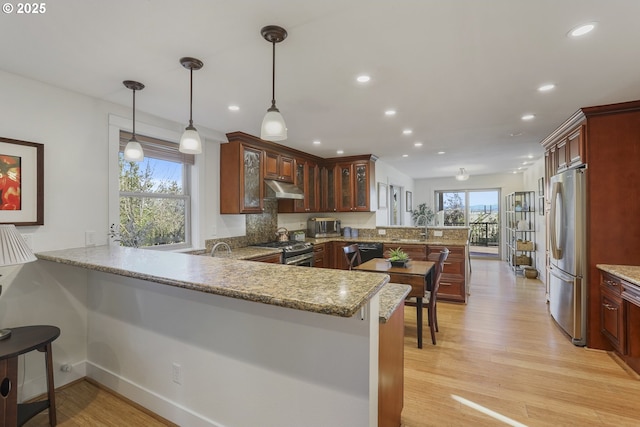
left=436, top=189, right=500, bottom=258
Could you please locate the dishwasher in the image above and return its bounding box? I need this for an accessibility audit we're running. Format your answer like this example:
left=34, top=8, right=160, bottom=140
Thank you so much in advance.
left=356, top=242, right=384, bottom=263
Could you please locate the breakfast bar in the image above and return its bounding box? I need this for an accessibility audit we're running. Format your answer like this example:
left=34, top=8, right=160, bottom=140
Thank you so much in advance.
left=36, top=245, right=396, bottom=427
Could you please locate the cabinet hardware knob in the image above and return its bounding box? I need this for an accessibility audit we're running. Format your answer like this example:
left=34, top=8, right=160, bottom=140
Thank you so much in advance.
left=603, top=303, right=617, bottom=311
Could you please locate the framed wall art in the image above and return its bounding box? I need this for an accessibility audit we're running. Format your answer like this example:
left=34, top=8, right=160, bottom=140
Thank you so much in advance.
left=0, top=137, right=44, bottom=225
left=377, top=182, right=387, bottom=209
left=406, top=191, right=413, bottom=212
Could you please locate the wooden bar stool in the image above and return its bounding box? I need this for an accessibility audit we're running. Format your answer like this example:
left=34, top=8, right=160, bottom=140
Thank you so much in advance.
left=0, top=325, right=60, bottom=426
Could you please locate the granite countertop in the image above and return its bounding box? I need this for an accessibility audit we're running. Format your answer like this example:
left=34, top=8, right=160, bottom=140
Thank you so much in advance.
left=378, top=283, right=411, bottom=323
left=597, top=264, right=640, bottom=286
left=307, top=237, right=469, bottom=246
left=36, top=246, right=389, bottom=318
left=191, top=246, right=282, bottom=261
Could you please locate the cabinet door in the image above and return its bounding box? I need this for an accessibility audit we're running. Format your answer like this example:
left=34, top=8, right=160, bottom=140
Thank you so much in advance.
left=240, top=145, right=263, bottom=213
left=567, top=126, right=585, bottom=168
left=557, top=141, right=568, bottom=172
left=307, top=161, right=320, bottom=212
left=264, top=150, right=294, bottom=182
left=601, top=287, right=625, bottom=354
left=293, top=160, right=306, bottom=212
left=337, top=163, right=354, bottom=211
left=427, top=245, right=466, bottom=302
left=321, top=165, right=337, bottom=212
left=352, top=162, right=370, bottom=211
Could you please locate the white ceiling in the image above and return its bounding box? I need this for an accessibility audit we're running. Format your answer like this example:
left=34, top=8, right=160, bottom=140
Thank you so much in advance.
left=3, top=0, right=640, bottom=179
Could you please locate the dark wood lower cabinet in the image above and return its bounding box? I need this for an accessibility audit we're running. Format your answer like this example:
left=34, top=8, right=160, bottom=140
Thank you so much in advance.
left=249, top=253, right=282, bottom=263
left=598, top=269, right=640, bottom=375
left=378, top=301, right=404, bottom=427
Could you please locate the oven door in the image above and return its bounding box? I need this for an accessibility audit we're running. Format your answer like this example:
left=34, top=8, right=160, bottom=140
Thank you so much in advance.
left=284, top=252, right=314, bottom=267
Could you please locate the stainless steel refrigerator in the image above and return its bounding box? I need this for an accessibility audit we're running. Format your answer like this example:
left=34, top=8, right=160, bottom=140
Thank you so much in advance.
left=549, top=167, right=587, bottom=346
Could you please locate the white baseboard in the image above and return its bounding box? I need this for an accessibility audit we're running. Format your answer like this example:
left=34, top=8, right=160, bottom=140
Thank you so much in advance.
left=86, top=361, right=224, bottom=427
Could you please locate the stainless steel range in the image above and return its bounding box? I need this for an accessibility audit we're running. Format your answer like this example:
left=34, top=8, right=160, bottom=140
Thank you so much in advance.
left=251, top=241, right=314, bottom=267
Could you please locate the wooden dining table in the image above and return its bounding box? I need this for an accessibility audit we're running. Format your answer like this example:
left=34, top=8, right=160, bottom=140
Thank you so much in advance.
left=355, top=258, right=435, bottom=348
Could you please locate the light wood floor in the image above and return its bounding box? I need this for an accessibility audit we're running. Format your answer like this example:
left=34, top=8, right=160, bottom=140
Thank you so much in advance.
left=402, top=259, right=640, bottom=426
left=24, top=379, right=176, bottom=426
left=23, top=259, right=640, bottom=426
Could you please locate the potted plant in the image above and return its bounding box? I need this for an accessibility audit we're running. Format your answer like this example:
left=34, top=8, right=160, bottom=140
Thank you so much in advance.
left=412, top=203, right=435, bottom=226
left=387, top=247, right=410, bottom=267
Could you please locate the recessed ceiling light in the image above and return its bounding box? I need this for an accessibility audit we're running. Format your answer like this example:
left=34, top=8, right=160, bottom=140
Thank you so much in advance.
left=336, top=149, right=344, bottom=154
left=521, top=114, right=535, bottom=121
left=527, top=155, right=534, bottom=159
left=313, top=140, right=321, bottom=145
left=569, top=22, right=596, bottom=37
left=522, top=161, right=529, bottom=165
left=414, top=142, right=423, bottom=147
left=509, top=132, right=523, bottom=137
left=385, top=110, right=396, bottom=116
left=518, top=167, right=523, bottom=170
left=402, top=129, right=413, bottom=135
left=437, top=151, right=445, bottom=155
left=538, top=83, right=556, bottom=92
left=513, top=171, right=518, bottom=174
left=228, top=105, right=240, bottom=111
left=402, top=154, right=409, bottom=158
left=356, top=75, right=370, bottom=83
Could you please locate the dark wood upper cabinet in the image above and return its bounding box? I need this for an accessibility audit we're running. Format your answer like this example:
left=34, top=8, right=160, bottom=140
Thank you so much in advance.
left=220, top=141, right=263, bottom=214
left=264, top=150, right=294, bottom=183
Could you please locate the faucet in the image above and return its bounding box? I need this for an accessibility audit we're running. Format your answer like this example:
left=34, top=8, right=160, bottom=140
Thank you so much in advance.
left=211, top=242, right=231, bottom=257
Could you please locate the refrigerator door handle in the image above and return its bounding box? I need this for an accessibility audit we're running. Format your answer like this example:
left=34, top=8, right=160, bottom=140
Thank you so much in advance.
left=550, top=181, right=563, bottom=260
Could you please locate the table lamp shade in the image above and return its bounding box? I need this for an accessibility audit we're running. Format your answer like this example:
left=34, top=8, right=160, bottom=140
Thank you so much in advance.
left=0, top=224, right=37, bottom=266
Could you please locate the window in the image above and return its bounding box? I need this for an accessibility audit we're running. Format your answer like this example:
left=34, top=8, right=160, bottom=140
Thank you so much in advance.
left=117, top=131, right=194, bottom=249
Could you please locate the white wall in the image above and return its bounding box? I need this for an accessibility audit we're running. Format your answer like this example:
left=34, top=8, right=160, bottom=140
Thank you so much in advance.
left=374, top=160, right=415, bottom=227
left=0, top=69, right=227, bottom=401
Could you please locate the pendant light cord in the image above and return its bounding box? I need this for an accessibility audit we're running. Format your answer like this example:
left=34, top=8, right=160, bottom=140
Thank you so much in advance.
left=271, top=41, right=276, bottom=108
left=189, top=67, right=194, bottom=127
left=132, top=89, right=136, bottom=136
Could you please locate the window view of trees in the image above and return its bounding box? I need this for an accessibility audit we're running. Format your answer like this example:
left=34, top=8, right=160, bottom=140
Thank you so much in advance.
left=116, top=155, right=188, bottom=247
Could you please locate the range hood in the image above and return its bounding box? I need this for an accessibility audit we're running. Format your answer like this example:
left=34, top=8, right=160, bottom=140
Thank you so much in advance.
left=264, top=179, right=305, bottom=200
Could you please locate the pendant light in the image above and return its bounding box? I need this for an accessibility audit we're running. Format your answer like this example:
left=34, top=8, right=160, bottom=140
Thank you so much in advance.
left=179, top=57, right=204, bottom=154
left=260, top=25, right=288, bottom=141
left=455, top=168, right=470, bottom=181
left=123, top=80, right=145, bottom=162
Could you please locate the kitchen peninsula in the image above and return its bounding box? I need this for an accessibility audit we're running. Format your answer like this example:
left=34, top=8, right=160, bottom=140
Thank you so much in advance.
left=36, top=245, right=393, bottom=427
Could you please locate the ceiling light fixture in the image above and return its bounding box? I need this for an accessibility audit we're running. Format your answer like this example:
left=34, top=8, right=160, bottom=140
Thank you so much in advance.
left=261, top=25, right=288, bottom=141
left=179, top=57, right=204, bottom=154
left=402, top=129, right=413, bottom=135
left=337, top=150, right=344, bottom=155
left=455, top=168, right=469, bottom=181
left=313, top=140, right=321, bottom=145
left=437, top=151, right=445, bottom=155
left=385, top=110, right=396, bottom=116
left=402, top=154, right=409, bottom=158
left=414, top=142, right=423, bottom=147
left=228, top=105, right=240, bottom=111
left=357, top=75, right=370, bottom=83
left=122, top=80, right=145, bottom=162
left=538, top=83, right=556, bottom=92
left=569, top=22, right=596, bottom=37
left=521, top=114, right=535, bottom=121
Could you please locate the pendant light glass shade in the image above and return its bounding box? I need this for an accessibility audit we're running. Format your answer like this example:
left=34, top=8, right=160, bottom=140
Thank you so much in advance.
left=123, top=80, right=145, bottom=162
left=455, top=168, right=470, bottom=181
left=261, top=26, right=288, bottom=141
left=124, top=136, right=144, bottom=162
left=261, top=107, right=287, bottom=141
left=179, top=126, right=202, bottom=154
left=179, top=57, right=204, bottom=154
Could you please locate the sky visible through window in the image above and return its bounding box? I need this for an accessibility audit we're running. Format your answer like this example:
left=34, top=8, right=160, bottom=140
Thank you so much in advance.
left=120, top=154, right=183, bottom=193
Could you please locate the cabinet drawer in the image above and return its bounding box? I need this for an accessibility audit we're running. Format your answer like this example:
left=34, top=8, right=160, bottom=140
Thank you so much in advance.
left=438, top=279, right=465, bottom=302
left=427, top=245, right=464, bottom=260
left=601, top=272, right=623, bottom=295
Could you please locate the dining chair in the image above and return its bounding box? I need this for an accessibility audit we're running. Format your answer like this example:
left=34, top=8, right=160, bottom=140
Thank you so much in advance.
left=426, top=248, right=449, bottom=345
left=342, top=244, right=362, bottom=270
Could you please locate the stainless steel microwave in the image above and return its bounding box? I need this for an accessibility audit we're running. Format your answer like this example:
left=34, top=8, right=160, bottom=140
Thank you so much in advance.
left=308, top=217, right=341, bottom=238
